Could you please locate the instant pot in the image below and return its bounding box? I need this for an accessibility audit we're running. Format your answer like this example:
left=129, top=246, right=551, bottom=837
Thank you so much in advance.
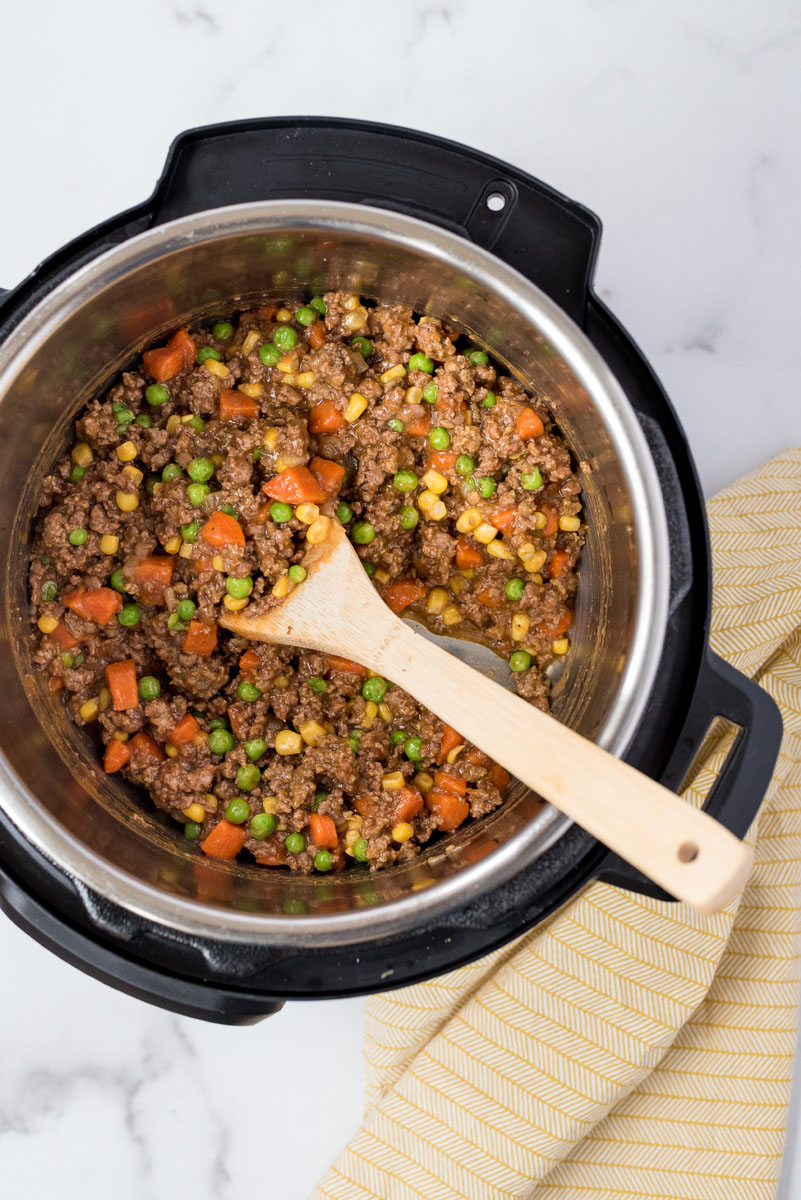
left=0, top=118, right=782, bottom=1023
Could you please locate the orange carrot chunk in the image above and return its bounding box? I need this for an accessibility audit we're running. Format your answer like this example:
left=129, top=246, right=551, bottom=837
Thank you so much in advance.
left=516, top=407, right=545, bottom=440
left=393, top=787, right=424, bottom=823
left=131, top=555, right=173, bottom=605
left=308, top=321, right=327, bottom=349
left=308, top=400, right=345, bottom=433
left=168, top=327, right=197, bottom=368
left=383, top=578, right=427, bottom=614
left=326, top=654, right=368, bottom=678
left=262, top=466, right=326, bottom=505
left=170, top=713, right=201, bottom=746
left=103, top=739, right=131, bottom=774
left=308, top=455, right=346, bottom=498
left=475, top=588, right=501, bottom=608
left=489, top=762, right=511, bottom=793
left=310, top=812, right=338, bottom=850
left=434, top=771, right=468, bottom=796
left=425, top=790, right=469, bottom=831
left=105, top=659, right=139, bottom=711
left=182, top=620, right=218, bottom=658
left=539, top=504, right=558, bottom=537
left=548, top=550, right=571, bottom=580
left=63, top=586, right=122, bottom=625
left=219, top=389, right=259, bottom=421
left=201, top=819, right=247, bottom=861
left=142, top=346, right=185, bottom=382
left=52, top=621, right=81, bottom=651
left=129, top=730, right=166, bottom=761
left=539, top=606, right=573, bottom=637
left=492, top=508, right=516, bottom=537
left=405, top=414, right=431, bottom=438
left=437, top=723, right=464, bottom=765
left=426, top=450, right=457, bottom=474
left=239, top=648, right=260, bottom=674
left=455, top=537, right=483, bottom=570
left=200, top=510, right=246, bottom=548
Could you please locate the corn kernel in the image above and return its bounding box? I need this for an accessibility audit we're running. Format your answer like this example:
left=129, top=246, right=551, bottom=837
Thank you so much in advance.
left=98, top=687, right=112, bottom=712
left=392, top=822, right=415, bottom=843
left=446, top=744, right=465, bottom=765
left=79, top=697, right=99, bottom=722
left=119, top=467, right=142, bottom=490
left=487, top=540, right=514, bottom=562
left=455, top=507, right=482, bottom=533
left=113, top=731, right=129, bottom=743
left=37, top=615, right=58, bottom=635
left=182, top=802, right=206, bottom=823
left=241, top=329, right=261, bottom=355
left=262, top=796, right=278, bottom=814
left=295, top=502, right=319, bottom=525
left=442, top=605, right=462, bottom=626
left=204, top=358, right=230, bottom=379
left=211, top=554, right=224, bottom=572
left=511, top=613, right=530, bottom=641
left=553, top=637, right=570, bottom=655
left=374, top=568, right=391, bottom=585
left=378, top=702, right=393, bottom=723
left=276, top=353, right=298, bottom=373
left=71, top=442, right=93, bottom=467
left=275, top=730, right=303, bottom=755
left=275, top=307, right=293, bottom=322
left=421, top=469, right=448, bottom=495
left=116, top=490, right=139, bottom=512
left=166, top=414, right=181, bottom=434
left=163, top=535, right=181, bottom=555
left=465, top=411, right=473, bottom=426
left=344, top=392, right=368, bottom=422
left=306, top=515, right=332, bottom=545
left=165, top=742, right=179, bottom=758
left=272, top=574, right=292, bottom=599
left=115, top=441, right=137, bottom=462
left=534, top=512, right=547, bottom=530
left=362, top=701, right=379, bottom=729
left=559, top=516, right=581, bottom=532
left=519, top=545, right=547, bottom=571
left=152, top=483, right=164, bottom=497
left=346, top=813, right=363, bottom=831
left=179, top=542, right=194, bottom=559
left=223, top=594, right=249, bottom=612
left=380, top=364, right=406, bottom=384
left=272, top=673, right=290, bottom=688
left=344, top=827, right=362, bottom=853
left=531, top=572, right=544, bottom=585
left=405, top=386, right=423, bottom=404
left=204, top=793, right=218, bottom=811
left=413, top=771, right=434, bottom=793
left=299, top=720, right=326, bottom=747
left=287, top=371, right=316, bottom=389
left=238, top=381, right=264, bottom=398
left=382, top=771, right=405, bottom=790
left=98, top=534, right=119, bottom=556
left=344, top=306, right=368, bottom=331
left=418, top=490, right=446, bottom=520
left=474, top=522, right=498, bottom=544
left=426, top=587, right=449, bottom=615
left=449, top=574, right=466, bottom=595
left=341, top=294, right=360, bottom=311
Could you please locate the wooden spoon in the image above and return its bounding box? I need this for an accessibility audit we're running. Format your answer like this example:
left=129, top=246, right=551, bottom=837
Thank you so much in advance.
left=221, top=519, right=752, bottom=912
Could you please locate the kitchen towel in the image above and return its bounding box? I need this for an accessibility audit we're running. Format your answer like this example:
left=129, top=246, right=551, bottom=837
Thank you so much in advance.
left=311, top=447, right=801, bottom=1200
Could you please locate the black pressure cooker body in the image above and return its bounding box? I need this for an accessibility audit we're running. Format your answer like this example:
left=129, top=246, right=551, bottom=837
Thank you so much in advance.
left=0, top=119, right=782, bottom=1023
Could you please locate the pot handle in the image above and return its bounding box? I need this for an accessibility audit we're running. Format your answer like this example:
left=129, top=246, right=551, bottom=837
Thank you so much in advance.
left=597, top=650, right=783, bottom=900
left=149, top=117, right=601, bottom=327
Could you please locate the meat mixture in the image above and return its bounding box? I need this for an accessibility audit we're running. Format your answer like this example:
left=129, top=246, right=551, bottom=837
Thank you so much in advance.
left=28, top=295, right=584, bottom=873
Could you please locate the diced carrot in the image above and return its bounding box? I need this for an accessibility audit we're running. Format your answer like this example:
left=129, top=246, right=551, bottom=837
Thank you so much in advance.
left=455, top=537, right=483, bottom=570
left=539, top=504, right=558, bottom=537
left=308, top=400, right=346, bottom=434
left=129, top=730, right=165, bottom=761
left=182, top=620, right=218, bottom=658
left=143, top=345, right=185, bottom=382
left=52, top=622, right=80, bottom=651
left=256, top=304, right=278, bottom=322
left=426, top=450, right=457, bottom=473
left=308, top=455, right=346, bottom=498
left=393, top=787, right=424, bottom=823
left=310, top=812, right=338, bottom=850
left=326, top=654, right=368, bottom=678
left=171, top=713, right=201, bottom=746
left=405, top=414, right=431, bottom=438
left=63, top=586, right=122, bottom=626
left=548, top=550, right=571, bottom=579
left=105, top=659, right=139, bottom=711
left=201, top=819, right=247, bottom=861
left=490, top=762, right=511, bottom=793
left=434, top=771, right=467, bottom=796
left=200, top=510, right=246, bottom=548
left=263, top=466, right=326, bottom=505
left=239, top=648, right=260, bottom=674
left=308, top=321, right=327, bottom=349
left=437, top=723, right=464, bottom=765
left=492, top=508, right=517, bottom=537
left=425, top=790, right=469, bottom=831
left=354, top=796, right=379, bottom=820
left=539, top=606, right=573, bottom=637
left=194, top=553, right=214, bottom=572
left=253, top=835, right=287, bottom=866
left=464, top=747, right=485, bottom=766
left=48, top=677, right=63, bottom=693
left=219, top=389, right=258, bottom=421
left=383, top=578, right=427, bottom=614
left=103, top=739, right=131, bottom=774
left=475, top=588, right=501, bottom=608
left=168, top=327, right=197, bottom=369
left=131, top=555, right=173, bottom=605
left=516, top=407, right=545, bottom=440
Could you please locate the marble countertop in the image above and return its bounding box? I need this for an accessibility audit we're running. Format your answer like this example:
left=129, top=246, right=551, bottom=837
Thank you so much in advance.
left=1, top=1, right=799, bottom=1197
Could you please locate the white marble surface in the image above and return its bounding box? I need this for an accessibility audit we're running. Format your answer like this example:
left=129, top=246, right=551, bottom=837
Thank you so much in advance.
left=1, top=1, right=800, bottom=1197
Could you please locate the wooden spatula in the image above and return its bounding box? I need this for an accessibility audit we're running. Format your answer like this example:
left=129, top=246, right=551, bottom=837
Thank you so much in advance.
left=221, top=518, right=752, bottom=912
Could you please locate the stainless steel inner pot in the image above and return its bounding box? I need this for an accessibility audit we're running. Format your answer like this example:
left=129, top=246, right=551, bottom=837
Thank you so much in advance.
left=0, top=202, right=670, bottom=944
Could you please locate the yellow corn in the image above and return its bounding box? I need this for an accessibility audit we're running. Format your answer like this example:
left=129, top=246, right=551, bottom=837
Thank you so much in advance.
left=306, top=515, right=332, bottom=545
left=534, top=511, right=547, bottom=530
left=531, top=572, right=544, bottom=585
left=204, top=792, right=219, bottom=811
left=163, top=535, right=181, bottom=555
left=511, top=613, right=530, bottom=641
left=487, top=540, right=515, bottom=562
left=238, top=381, right=264, bottom=398
left=559, top=516, right=581, bottom=532
left=295, top=502, right=319, bottom=525
left=115, top=441, right=137, bottom=462
left=380, top=364, right=406, bottom=384
left=392, top=822, right=415, bottom=843
left=344, top=391, right=368, bottom=422
left=286, top=371, right=316, bottom=389
left=519, top=544, right=547, bottom=568
left=79, top=697, right=99, bottom=722
left=275, top=307, right=293, bottom=322
left=378, top=702, right=393, bottom=723
left=112, top=731, right=129, bottom=743
left=37, top=615, right=58, bottom=635
left=344, top=827, right=362, bottom=854
left=426, top=587, right=449, bottom=615
left=116, top=490, right=139, bottom=512
left=192, top=731, right=208, bottom=749
left=71, top=442, right=93, bottom=468
left=179, top=542, right=194, bottom=559
left=405, top=386, right=423, bottom=404
left=465, top=411, right=473, bottom=426
left=414, top=771, right=434, bottom=793
left=276, top=353, right=298, bottom=373
left=455, top=507, right=482, bottom=533
left=421, top=468, right=448, bottom=495
left=272, top=574, right=292, bottom=599
left=361, top=701, right=379, bottom=730
left=474, top=521, right=498, bottom=544
left=223, top=595, right=249, bottom=612
left=442, top=605, right=462, bottom=626
left=204, top=358, right=230, bottom=379
left=418, top=490, right=446, bottom=520
left=211, top=554, right=224, bottom=572
left=180, top=413, right=196, bottom=425
left=262, top=796, right=278, bottom=814
left=344, top=306, right=368, bottom=331
left=164, top=743, right=179, bottom=758
left=166, top=414, right=182, bottom=434
left=553, top=637, right=570, bottom=655
left=459, top=568, right=475, bottom=580
left=98, top=687, right=112, bottom=712
left=121, top=464, right=143, bottom=486
left=241, top=329, right=261, bottom=355
left=446, top=743, right=465, bottom=765
left=182, top=803, right=206, bottom=823
left=346, top=812, right=364, bottom=831
left=263, top=426, right=279, bottom=448
left=275, top=730, right=303, bottom=755
left=449, top=574, right=466, bottom=596
left=272, top=673, right=290, bottom=689
left=98, top=534, right=119, bottom=556
left=276, top=451, right=305, bottom=472
left=299, top=720, right=326, bottom=747
left=374, top=568, right=391, bottom=585
left=342, top=294, right=360, bottom=311
left=382, top=770, right=405, bottom=791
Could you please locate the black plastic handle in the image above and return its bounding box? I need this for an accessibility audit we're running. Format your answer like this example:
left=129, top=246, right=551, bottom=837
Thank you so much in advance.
left=598, top=650, right=783, bottom=899
left=149, top=117, right=601, bottom=327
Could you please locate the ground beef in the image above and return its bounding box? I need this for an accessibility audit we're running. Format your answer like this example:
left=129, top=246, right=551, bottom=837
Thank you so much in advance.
left=28, top=296, right=584, bottom=874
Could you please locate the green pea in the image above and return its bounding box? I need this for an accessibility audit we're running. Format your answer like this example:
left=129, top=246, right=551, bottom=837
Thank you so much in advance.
left=251, top=448, right=261, bottom=462
left=390, top=729, right=407, bottom=745
left=225, top=797, right=251, bottom=824
left=273, top=326, right=298, bottom=353
left=467, top=349, right=488, bottom=365
left=60, top=652, right=74, bottom=668
left=177, top=599, right=196, bottom=621
left=400, top=506, right=419, bottom=530
left=285, top=832, right=306, bottom=854
left=212, top=321, right=234, bottom=341
left=510, top=650, right=532, bottom=672
left=187, top=482, right=209, bottom=506
left=351, top=336, right=372, bottom=357
left=362, top=562, right=376, bottom=577
left=308, top=676, right=327, bottom=694
left=145, top=478, right=158, bottom=496
left=237, top=680, right=262, bottom=702
left=288, top=565, right=307, bottom=583
left=269, top=501, right=292, bottom=524
left=197, top=346, right=222, bottom=364
left=351, top=728, right=365, bottom=743
left=312, top=790, right=328, bottom=811
left=187, top=458, right=214, bottom=483
left=185, top=416, right=204, bottom=434
left=404, top=735, right=423, bottom=762
left=69, top=466, right=85, bottom=484
left=259, top=343, right=281, bottom=366
left=208, top=716, right=229, bottom=732
left=352, top=521, right=375, bottom=545
left=244, top=738, right=267, bottom=762
left=167, top=612, right=188, bottom=631
left=295, top=306, right=316, bottom=326
left=220, top=504, right=239, bottom=518
left=138, top=676, right=161, bottom=700
left=209, top=728, right=235, bottom=755
left=422, top=382, right=438, bottom=404
left=345, top=735, right=361, bottom=753
left=118, top=604, right=141, bottom=627
left=114, top=405, right=133, bottom=425
left=226, top=576, right=253, bottom=599
left=362, top=676, right=388, bottom=703
left=482, top=390, right=497, bottom=407
left=409, top=352, right=434, bottom=374
left=387, top=418, right=404, bottom=434
left=521, top=467, right=543, bottom=491
left=72, top=652, right=84, bottom=668
left=146, top=384, right=170, bottom=406
left=181, top=521, right=200, bottom=543
left=40, top=555, right=51, bottom=564
left=135, top=414, right=153, bottom=428
left=310, top=297, right=327, bottom=315
left=68, top=528, right=87, bottom=546
left=41, top=581, right=58, bottom=602
left=352, top=837, right=368, bottom=862
left=335, top=501, right=353, bottom=524
left=505, top=577, right=525, bottom=602
left=250, top=813, right=276, bottom=839
left=456, top=455, right=475, bottom=477
left=475, top=476, right=496, bottom=499
left=184, top=821, right=202, bottom=840
left=393, top=469, right=418, bottom=492
left=236, top=764, right=261, bottom=791
left=429, top=427, right=451, bottom=451
left=110, top=568, right=126, bottom=594
left=162, top=463, right=182, bottom=482
left=314, top=850, right=333, bottom=872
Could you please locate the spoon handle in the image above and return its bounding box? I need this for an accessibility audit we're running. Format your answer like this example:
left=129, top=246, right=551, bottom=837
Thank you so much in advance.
left=367, top=616, right=752, bottom=913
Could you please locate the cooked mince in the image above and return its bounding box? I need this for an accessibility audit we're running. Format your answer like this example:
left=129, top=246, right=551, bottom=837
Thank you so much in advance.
left=29, top=295, right=584, bottom=873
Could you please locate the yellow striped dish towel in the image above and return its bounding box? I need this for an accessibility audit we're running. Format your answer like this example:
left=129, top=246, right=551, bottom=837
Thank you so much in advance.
left=312, top=448, right=801, bottom=1200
